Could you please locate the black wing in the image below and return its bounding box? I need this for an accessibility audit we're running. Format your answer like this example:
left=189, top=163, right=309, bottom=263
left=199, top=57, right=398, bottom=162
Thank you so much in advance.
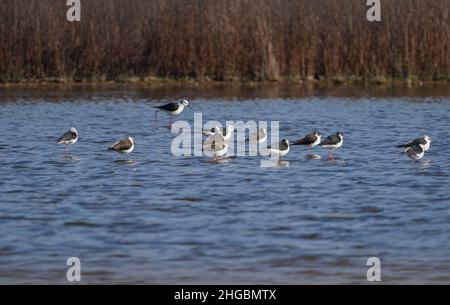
left=293, top=134, right=316, bottom=146
left=56, top=131, right=77, bottom=143
left=406, top=144, right=424, bottom=154
left=397, top=137, right=426, bottom=148
left=321, top=134, right=340, bottom=146
left=154, top=102, right=179, bottom=112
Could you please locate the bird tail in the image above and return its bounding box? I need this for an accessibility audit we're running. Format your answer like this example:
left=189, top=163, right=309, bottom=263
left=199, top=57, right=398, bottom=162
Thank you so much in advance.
left=293, top=139, right=307, bottom=146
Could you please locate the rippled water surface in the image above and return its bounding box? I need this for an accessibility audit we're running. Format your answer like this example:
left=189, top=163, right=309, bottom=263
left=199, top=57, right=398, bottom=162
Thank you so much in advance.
left=1, top=84, right=450, bottom=284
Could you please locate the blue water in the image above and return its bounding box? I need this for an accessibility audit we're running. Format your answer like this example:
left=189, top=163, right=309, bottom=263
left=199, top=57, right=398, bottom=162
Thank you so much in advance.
left=0, top=84, right=449, bottom=284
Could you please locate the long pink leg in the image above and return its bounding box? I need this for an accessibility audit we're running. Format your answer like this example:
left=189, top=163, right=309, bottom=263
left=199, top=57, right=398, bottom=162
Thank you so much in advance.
left=168, top=115, right=174, bottom=128
left=328, top=149, right=334, bottom=160
left=65, top=145, right=69, bottom=156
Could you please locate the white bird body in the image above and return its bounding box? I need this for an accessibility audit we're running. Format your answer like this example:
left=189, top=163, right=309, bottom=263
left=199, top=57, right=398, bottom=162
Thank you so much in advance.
left=203, top=126, right=228, bottom=158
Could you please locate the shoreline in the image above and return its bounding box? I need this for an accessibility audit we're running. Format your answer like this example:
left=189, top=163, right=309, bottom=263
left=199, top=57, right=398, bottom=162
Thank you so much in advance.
left=1, top=79, right=449, bottom=100
left=0, top=77, right=449, bottom=88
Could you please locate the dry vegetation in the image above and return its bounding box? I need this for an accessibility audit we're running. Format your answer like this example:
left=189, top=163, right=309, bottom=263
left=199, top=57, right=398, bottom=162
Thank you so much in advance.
left=0, top=0, right=449, bottom=83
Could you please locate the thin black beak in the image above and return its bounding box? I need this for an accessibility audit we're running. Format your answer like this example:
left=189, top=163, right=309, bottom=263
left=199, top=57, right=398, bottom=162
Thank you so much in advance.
left=188, top=105, right=194, bottom=111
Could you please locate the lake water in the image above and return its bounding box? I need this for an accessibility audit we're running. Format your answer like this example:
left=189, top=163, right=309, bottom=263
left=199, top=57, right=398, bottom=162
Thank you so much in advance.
left=1, top=83, right=449, bottom=284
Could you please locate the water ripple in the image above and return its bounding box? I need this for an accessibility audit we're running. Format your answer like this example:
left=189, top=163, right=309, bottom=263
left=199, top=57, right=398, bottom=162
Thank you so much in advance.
left=1, top=89, right=450, bottom=284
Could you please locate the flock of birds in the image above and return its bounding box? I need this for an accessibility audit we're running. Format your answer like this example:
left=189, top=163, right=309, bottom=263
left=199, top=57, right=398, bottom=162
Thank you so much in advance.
left=55, top=99, right=432, bottom=163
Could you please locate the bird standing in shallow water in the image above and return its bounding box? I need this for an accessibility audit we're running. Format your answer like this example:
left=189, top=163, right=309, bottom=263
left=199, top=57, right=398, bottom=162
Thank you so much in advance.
left=320, top=132, right=344, bottom=160
left=108, top=137, right=135, bottom=159
left=293, top=131, right=322, bottom=155
left=154, top=99, right=192, bottom=128
left=203, top=126, right=228, bottom=161
left=56, top=127, right=78, bottom=156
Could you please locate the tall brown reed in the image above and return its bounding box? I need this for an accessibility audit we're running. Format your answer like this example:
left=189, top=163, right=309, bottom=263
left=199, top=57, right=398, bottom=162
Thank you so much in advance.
left=0, top=0, right=449, bottom=82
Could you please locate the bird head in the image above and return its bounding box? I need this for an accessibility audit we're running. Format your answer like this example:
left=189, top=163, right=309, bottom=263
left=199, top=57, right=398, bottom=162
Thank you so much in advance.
left=180, top=99, right=193, bottom=111
left=212, top=125, right=223, bottom=135
left=227, top=124, right=235, bottom=133
left=70, top=127, right=78, bottom=134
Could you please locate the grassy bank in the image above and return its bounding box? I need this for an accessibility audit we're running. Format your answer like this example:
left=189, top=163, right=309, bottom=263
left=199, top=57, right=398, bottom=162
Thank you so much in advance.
left=0, top=0, right=449, bottom=83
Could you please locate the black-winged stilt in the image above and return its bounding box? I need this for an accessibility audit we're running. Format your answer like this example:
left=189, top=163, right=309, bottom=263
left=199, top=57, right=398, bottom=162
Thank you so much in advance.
left=320, top=132, right=344, bottom=160
left=154, top=99, right=192, bottom=128
left=56, top=127, right=78, bottom=156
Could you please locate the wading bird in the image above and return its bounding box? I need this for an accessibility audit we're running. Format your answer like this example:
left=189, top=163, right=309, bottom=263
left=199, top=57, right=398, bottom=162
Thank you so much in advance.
left=292, top=131, right=322, bottom=155
left=108, top=137, right=135, bottom=159
left=268, top=139, right=290, bottom=159
left=56, top=127, right=78, bottom=156
left=154, top=99, right=192, bottom=128
left=320, top=132, right=344, bottom=160
left=203, top=126, right=229, bottom=161
left=402, top=143, right=426, bottom=164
